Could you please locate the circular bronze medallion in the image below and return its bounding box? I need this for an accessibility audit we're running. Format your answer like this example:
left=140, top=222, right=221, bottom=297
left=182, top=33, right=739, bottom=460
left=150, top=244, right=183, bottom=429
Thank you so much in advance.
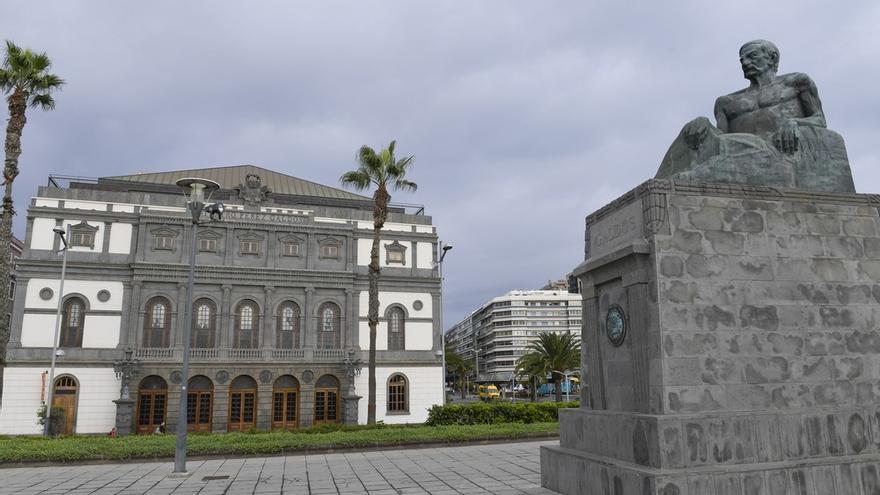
left=605, top=305, right=627, bottom=347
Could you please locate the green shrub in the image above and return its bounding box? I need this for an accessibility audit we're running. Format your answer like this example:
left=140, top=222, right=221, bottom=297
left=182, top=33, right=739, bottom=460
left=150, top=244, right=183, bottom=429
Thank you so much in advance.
left=425, top=401, right=579, bottom=426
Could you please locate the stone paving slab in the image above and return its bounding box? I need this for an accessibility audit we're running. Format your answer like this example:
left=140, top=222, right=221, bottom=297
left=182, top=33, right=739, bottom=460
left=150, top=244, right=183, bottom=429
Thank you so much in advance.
left=0, top=440, right=558, bottom=495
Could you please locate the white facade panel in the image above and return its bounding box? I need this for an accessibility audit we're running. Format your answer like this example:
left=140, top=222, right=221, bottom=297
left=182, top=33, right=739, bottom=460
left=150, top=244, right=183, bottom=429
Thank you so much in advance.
left=108, top=223, right=133, bottom=254
left=355, top=366, right=442, bottom=424
left=34, top=198, right=58, bottom=208
left=415, top=225, right=434, bottom=234
left=62, top=219, right=105, bottom=253
left=0, top=367, right=120, bottom=435
left=111, top=204, right=135, bottom=213
left=356, top=238, right=371, bottom=266
left=314, top=217, right=348, bottom=224
left=19, top=313, right=57, bottom=347
left=405, top=322, right=434, bottom=350
left=81, top=315, right=121, bottom=348
left=416, top=242, right=433, bottom=269
left=64, top=200, right=107, bottom=211
left=30, top=218, right=57, bottom=250
left=358, top=239, right=415, bottom=267
left=25, top=279, right=124, bottom=311
left=357, top=291, right=432, bottom=318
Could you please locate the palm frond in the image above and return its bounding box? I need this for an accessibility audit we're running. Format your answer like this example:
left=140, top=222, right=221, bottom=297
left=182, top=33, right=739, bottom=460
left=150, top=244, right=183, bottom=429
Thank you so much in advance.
left=29, top=93, right=55, bottom=110
left=393, top=179, right=417, bottom=192
left=339, top=170, right=372, bottom=190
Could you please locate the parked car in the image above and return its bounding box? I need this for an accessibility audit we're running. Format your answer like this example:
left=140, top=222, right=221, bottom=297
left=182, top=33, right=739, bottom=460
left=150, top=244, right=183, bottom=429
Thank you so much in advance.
left=478, top=385, right=500, bottom=401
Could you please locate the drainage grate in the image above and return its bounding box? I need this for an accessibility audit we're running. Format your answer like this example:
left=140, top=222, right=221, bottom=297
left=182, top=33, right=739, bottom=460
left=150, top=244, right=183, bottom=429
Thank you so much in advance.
left=202, top=475, right=230, bottom=481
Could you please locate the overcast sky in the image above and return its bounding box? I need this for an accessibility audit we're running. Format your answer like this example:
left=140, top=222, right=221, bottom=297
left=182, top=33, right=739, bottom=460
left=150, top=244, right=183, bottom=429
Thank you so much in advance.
left=2, top=1, right=879, bottom=327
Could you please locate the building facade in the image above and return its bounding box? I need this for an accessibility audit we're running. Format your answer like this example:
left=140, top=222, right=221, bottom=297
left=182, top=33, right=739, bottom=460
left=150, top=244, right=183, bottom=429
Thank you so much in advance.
left=447, top=289, right=581, bottom=383
left=0, top=165, right=443, bottom=435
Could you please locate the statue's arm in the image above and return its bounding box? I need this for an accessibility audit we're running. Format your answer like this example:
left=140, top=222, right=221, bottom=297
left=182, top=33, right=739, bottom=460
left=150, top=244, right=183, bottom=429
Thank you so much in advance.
left=713, top=97, right=730, bottom=133
left=791, top=73, right=827, bottom=128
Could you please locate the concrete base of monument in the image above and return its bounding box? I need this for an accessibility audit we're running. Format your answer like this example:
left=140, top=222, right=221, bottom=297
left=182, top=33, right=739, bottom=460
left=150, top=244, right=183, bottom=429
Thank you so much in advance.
left=542, top=179, right=880, bottom=495
left=541, top=407, right=880, bottom=494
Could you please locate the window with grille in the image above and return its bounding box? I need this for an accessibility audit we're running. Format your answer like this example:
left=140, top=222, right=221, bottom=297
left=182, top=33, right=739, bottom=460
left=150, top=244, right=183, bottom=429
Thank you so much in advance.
left=143, top=297, right=171, bottom=348
left=154, top=235, right=175, bottom=250
left=192, top=299, right=216, bottom=348
left=235, top=301, right=259, bottom=349
left=385, top=241, right=407, bottom=265
left=60, top=298, right=85, bottom=347
left=276, top=302, right=301, bottom=349
left=387, top=307, right=405, bottom=351
left=387, top=374, right=408, bottom=413
left=71, top=231, right=95, bottom=248
left=317, top=302, right=340, bottom=349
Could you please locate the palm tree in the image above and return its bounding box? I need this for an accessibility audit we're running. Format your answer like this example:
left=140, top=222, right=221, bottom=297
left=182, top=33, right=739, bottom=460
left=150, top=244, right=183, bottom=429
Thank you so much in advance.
left=0, top=41, right=63, bottom=364
left=340, top=141, right=416, bottom=424
left=445, top=344, right=474, bottom=400
left=515, top=351, right=547, bottom=402
left=519, top=331, right=580, bottom=403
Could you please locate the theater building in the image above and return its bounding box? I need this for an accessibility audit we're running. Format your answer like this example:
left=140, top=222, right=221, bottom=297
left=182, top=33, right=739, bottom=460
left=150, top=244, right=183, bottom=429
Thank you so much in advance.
left=0, top=165, right=443, bottom=434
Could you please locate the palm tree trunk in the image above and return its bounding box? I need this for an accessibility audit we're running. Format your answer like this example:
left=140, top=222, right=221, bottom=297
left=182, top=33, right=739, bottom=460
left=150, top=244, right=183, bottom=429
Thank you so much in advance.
left=554, top=372, right=563, bottom=403
left=367, top=186, right=390, bottom=424
left=530, top=376, right=537, bottom=402
left=0, top=89, right=26, bottom=365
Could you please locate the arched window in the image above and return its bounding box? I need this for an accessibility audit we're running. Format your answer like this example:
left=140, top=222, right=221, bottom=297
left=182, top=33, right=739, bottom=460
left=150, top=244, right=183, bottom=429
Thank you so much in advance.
left=387, top=374, right=408, bottom=413
left=276, top=301, right=301, bottom=349
left=143, top=297, right=171, bottom=348
left=59, top=297, right=86, bottom=347
left=229, top=375, right=258, bottom=431
left=314, top=374, right=340, bottom=425
left=317, top=302, right=340, bottom=349
left=272, top=375, right=299, bottom=430
left=192, top=299, right=216, bottom=348
left=136, top=376, right=168, bottom=434
left=187, top=375, right=213, bottom=432
left=235, top=300, right=260, bottom=349
left=387, top=307, right=405, bottom=351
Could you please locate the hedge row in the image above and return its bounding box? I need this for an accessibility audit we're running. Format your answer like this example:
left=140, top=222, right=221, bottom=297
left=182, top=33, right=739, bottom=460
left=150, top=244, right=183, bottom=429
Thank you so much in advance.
left=0, top=422, right=560, bottom=463
left=425, top=401, right=579, bottom=426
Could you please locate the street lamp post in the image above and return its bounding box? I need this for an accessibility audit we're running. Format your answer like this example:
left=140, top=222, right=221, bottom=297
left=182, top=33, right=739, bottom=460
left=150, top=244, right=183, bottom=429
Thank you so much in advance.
left=172, top=178, right=222, bottom=476
left=44, top=225, right=69, bottom=436
left=436, top=242, right=452, bottom=405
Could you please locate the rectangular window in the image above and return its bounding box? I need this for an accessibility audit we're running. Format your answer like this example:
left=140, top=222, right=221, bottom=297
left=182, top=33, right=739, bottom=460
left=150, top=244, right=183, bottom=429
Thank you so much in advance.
left=198, top=238, right=217, bottom=252
left=281, top=242, right=300, bottom=257
left=387, top=250, right=405, bottom=264
left=240, top=240, right=261, bottom=255
left=71, top=232, right=95, bottom=248
left=154, top=236, right=175, bottom=250
left=320, top=245, right=338, bottom=259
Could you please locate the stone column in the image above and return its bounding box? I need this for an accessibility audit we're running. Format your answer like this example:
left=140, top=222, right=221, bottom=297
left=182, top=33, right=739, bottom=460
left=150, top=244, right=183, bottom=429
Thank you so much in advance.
left=342, top=394, right=361, bottom=425
left=120, top=282, right=135, bottom=348
left=303, top=287, right=314, bottom=348
left=174, top=282, right=186, bottom=347
left=220, top=285, right=232, bottom=348
left=113, top=399, right=136, bottom=435
left=262, top=286, right=274, bottom=350
left=128, top=281, right=143, bottom=347
left=344, top=289, right=355, bottom=348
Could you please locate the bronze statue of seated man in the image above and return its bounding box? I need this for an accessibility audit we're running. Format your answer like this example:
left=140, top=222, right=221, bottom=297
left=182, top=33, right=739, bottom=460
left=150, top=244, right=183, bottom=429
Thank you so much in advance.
left=655, top=40, right=855, bottom=193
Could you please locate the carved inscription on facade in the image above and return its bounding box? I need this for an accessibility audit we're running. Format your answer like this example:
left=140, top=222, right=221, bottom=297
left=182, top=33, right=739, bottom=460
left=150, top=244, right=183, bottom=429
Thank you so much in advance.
left=224, top=211, right=309, bottom=225
left=588, top=200, right=644, bottom=260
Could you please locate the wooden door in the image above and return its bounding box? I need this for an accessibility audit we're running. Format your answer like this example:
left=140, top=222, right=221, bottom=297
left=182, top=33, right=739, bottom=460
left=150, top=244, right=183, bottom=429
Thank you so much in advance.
left=272, top=388, right=298, bottom=430
left=228, top=389, right=256, bottom=431
left=186, top=391, right=212, bottom=432
left=136, top=391, right=167, bottom=434
left=52, top=376, right=78, bottom=435
left=313, top=387, right=339, bottom=425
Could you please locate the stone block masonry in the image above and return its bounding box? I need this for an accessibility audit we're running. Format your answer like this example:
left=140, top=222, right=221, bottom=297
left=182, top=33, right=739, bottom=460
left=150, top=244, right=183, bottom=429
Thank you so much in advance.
left=542, top=179, right=880, bottom=495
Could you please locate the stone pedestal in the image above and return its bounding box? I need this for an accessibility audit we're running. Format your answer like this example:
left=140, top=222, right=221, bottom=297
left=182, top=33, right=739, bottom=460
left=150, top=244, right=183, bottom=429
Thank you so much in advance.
left=343, top=394, right=361, bottom=425
left=541, top=179, right=880, bottom=494
left=113, top=398, right=136, bottom=436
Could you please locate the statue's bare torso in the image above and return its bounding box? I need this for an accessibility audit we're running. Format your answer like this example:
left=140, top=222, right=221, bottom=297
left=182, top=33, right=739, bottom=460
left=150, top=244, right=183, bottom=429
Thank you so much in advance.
left=715, top=73, right=824, bottom=136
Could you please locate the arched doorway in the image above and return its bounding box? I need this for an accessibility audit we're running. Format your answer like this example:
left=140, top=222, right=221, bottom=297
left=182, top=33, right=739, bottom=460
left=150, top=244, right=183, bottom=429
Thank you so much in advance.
left=272, top=375, right=299, bottom=430
left=228, top=375, right=257, bottom=431
left=52, top=375, right=78, bottom=435
left=313, top=374, right=340, bottom=425
left=187, top=375, right=213, bottom=432
left=136, top=375, right=168, bottom=434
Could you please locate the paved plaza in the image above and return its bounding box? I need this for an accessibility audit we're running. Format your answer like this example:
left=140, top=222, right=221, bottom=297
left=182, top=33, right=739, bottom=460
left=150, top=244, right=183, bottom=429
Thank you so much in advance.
left=0, top=440, right=558, bottom=495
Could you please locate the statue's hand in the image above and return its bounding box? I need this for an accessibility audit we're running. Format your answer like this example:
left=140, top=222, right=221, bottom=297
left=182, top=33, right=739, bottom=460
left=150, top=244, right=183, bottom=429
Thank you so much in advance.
left=682, top=117, right=712, bottom=151
left=776, top=119, right=800, bottom=154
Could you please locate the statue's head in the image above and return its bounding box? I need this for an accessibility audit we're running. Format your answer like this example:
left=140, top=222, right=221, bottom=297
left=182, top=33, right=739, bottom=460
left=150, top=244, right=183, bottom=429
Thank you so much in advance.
left=739, top=39, right=779, bottom=78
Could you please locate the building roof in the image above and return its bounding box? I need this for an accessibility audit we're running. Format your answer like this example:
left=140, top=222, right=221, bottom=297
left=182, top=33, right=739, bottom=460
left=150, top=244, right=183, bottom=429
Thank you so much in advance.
left=102, top=164, right=370, bottom=201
